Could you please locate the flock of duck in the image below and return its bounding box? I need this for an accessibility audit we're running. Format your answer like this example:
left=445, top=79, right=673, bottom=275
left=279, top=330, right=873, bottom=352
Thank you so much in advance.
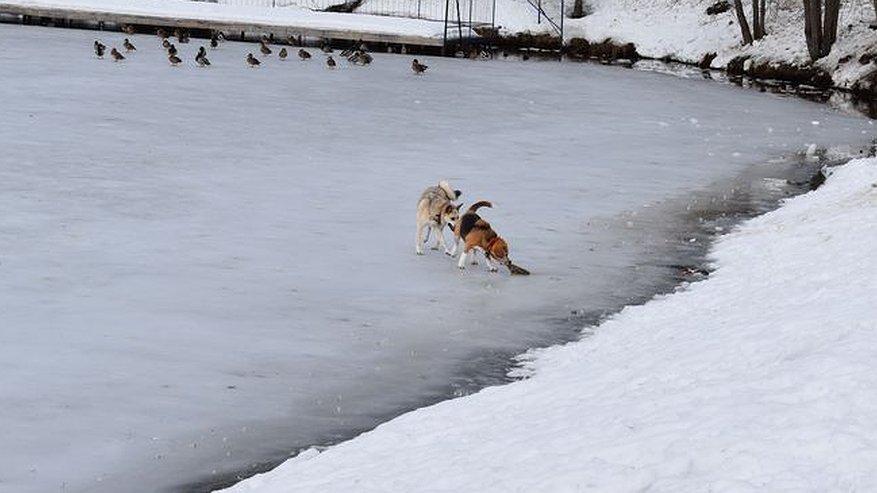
left=92, top=26, right=429, bottom=74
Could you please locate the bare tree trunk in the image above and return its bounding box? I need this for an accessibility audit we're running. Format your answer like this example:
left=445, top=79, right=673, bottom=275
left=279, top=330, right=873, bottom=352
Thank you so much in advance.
left=734, top=0, right=754, bottom=44
left=752, top=0, right=762, bottom=39
left=758, top=0, right=767, bottom=38
left=803, top=0, right=842, bottom=60
left=802, top=0, right=822, bottom=60
left=571, top=0, right=583, bottom=18
left=822, top=0, right=840, bottom=50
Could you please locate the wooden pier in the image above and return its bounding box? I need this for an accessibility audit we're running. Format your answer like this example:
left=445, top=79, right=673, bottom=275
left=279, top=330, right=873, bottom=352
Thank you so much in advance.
left=0, top=1, right=453, bottom=51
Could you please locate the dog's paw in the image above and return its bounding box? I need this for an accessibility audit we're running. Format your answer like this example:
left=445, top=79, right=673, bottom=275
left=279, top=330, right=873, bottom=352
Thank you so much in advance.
left=444, top=249, right=454, bottom=256
left=430, top=245, right=440, bottom=250
left=489, top=266, right=498, bottom=272
left=470, top=260, right=479, bottom=265
left=416, top=249, right=424, bottom=255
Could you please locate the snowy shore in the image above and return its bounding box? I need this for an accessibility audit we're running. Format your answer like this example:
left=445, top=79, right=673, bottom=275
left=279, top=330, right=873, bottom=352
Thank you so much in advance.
left=548, top=0, right=877, bottom=94
left=220, top=157, right=877, bottom=493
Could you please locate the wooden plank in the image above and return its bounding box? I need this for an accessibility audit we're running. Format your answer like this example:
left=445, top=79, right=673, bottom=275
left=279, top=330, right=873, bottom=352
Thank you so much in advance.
left=0, top=2, right=448, bottom=46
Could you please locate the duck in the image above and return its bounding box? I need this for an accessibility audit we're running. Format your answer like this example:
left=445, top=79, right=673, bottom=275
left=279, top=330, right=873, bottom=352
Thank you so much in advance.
left=195, top=47, right=210, bottom=67
left=349, top=50, right=372, bottom=66
left=298, top=48, right=311, bottom=60
left=341, top=39, right=365, bottom=57
left=260, top=42, right=272, bottom=56
left=123, top=38, right=136, bottom=52
left=326, top=55, right=336, bottom=68
left=110, top=47, right=125, bottom=62
left=278, top=47, right=288, bottom=60
left=94, top=40, right=106, bottom=58
left=246, top=53, right=261, bottom=67
left=411, top=58, right=428, bottom=74
left=168, top=53, right=182, bottom=65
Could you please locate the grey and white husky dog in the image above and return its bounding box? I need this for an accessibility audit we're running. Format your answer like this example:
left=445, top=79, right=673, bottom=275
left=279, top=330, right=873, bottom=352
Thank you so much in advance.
left=415, top=180, right=462, bottom=255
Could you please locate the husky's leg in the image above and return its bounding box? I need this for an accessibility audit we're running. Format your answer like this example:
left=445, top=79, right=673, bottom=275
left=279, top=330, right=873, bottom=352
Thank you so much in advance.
left=447, top=236, right=459, bottom=257
left=433, top=225, right=449, bottom=252
left=441, top=233, right=454, bottom=256
left=430, top=225, right=442, bottom=250
left=416, top=221, right=427, bottom=255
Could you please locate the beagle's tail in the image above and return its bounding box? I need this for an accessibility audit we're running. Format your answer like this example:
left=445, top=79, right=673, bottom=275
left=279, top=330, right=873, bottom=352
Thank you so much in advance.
left=467, top=200, right=492, bottom=213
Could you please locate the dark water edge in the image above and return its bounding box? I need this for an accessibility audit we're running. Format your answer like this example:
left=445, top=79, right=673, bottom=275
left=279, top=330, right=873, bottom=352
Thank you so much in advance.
left=630, top=59, right=877, bottom=120
left=495, top=49, right=876, bottom=119
left=177, top=148, right=856, bottom=493
left=586, top=56, right=877, bottom=120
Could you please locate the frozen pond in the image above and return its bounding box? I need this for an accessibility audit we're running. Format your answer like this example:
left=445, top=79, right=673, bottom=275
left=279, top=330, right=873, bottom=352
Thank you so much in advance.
left=0, top=23, right=873, bottom=493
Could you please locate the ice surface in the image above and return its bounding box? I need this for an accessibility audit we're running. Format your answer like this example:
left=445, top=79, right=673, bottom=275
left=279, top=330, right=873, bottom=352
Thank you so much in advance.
left=0, top=23, right=872, bottom=493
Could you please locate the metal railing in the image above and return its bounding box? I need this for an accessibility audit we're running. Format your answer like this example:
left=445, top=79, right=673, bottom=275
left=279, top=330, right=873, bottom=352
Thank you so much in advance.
left=199, top=0, right=576, bottom=53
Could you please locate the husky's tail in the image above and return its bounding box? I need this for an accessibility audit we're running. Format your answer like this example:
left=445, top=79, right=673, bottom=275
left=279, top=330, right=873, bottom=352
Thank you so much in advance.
left=467, top=200, right=492, bottom=213
left=439, top=180, right=462, bottom=201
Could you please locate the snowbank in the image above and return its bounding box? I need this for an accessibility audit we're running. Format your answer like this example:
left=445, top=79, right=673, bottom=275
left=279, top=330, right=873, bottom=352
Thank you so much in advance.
left=0, top=0, right=456, bottom=38
left=221, top=158, right=877, bottom=492
left=561, top=0, right=877, bottom=90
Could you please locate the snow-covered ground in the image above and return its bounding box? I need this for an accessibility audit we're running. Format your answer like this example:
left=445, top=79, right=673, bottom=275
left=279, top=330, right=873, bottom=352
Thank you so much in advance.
left=222, top=156, right=877, bottom=493
left=558, top=0, right=877, bottom=90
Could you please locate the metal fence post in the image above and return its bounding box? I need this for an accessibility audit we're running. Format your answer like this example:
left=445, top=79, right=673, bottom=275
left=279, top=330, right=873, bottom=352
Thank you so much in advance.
left=455, top=0, right=463, bottom=46
left=560, top=0, right=564, bottom=55
left=442, top=0, right=450, bottom=55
